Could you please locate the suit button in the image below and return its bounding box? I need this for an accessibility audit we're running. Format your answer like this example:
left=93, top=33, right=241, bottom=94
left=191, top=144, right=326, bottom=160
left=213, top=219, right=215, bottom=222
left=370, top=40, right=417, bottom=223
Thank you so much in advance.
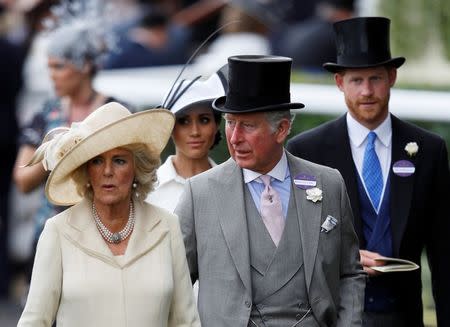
left=245, top=300, right=251, bottom=308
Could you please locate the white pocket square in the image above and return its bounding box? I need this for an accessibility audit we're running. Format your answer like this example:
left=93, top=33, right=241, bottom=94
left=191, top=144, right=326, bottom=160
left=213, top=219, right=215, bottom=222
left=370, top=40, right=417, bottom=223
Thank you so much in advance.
left=320, top=215, right=338, bottom=233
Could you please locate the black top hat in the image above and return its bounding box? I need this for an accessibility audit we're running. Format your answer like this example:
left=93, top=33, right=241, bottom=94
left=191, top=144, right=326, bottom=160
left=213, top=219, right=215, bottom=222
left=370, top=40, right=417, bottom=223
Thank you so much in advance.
left=323, top=17, right=405, bottom=73
left=213, top=55, right=304, bottom=113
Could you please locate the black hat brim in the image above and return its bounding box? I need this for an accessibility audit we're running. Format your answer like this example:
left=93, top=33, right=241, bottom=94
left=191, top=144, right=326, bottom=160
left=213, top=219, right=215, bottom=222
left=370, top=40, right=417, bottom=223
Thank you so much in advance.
left=323, top=57, right=406, bottom=73
left=212, top=96, right=304, bottom=113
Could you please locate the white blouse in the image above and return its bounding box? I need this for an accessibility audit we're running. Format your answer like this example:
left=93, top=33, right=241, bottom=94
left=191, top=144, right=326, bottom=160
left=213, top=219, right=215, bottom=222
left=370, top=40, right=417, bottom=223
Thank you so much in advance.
left=146, top=155, right=216, bottom=212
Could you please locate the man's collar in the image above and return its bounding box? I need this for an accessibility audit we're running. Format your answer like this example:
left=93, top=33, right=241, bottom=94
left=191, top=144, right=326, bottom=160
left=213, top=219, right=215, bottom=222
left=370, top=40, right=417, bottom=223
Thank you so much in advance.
left=243, top=151, right=288, bottom=184
left=346, top=113, right=392, bottom=148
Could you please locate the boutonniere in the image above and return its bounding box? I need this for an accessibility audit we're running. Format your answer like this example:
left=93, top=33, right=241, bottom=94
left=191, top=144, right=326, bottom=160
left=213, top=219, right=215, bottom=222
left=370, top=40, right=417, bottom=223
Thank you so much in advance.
left=306, top=187, right=323, bottom=203
left=404, top=142, right=419, bottom=157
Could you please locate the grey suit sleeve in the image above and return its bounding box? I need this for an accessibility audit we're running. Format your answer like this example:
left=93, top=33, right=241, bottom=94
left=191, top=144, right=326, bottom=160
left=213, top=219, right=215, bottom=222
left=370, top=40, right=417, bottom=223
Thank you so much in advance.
left=335, top=171, right=366, bottom=327
left=175, top=181, right=199, bottom=283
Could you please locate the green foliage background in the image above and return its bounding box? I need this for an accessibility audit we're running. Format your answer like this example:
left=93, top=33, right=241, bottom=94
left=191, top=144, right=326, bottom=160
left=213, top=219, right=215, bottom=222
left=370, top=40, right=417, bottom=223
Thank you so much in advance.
left=379, top=0, right=450, bottom=60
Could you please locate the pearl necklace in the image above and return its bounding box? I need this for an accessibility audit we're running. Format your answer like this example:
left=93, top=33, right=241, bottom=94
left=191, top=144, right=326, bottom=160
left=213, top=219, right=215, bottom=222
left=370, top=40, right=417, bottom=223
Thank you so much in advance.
left=92, top=201, right=135, bottom=244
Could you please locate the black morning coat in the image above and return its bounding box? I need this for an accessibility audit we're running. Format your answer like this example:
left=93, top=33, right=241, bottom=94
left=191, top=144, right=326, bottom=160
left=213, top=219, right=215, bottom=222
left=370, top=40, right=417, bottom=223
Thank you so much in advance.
left=287, top=114, right=450, bottom=326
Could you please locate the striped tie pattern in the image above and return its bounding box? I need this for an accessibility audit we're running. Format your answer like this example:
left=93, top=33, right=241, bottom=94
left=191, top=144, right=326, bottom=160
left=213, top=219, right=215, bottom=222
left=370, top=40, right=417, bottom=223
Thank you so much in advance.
left=362, top=131, right=383, bottom=210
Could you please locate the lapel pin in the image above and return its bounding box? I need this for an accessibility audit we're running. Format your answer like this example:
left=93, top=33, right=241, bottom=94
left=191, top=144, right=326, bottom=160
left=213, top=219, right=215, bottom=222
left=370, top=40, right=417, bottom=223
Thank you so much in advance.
left=392, top=160, right=415, bottom=177
left=294, top=173, right=317, bottom=190
left=321, top=215, right=337, bottom=233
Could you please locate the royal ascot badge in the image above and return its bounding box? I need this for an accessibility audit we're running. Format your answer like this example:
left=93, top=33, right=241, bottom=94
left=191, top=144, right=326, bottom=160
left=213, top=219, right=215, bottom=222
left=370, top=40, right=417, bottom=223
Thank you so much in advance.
left=306, top=187, right=323, bottom=203
left=404, top=142, right=419, bottom=157
left=320, top=215, right=337, bottom=233
left=392, top=160, right=415, bottom=177
left=294, top=173, right=317, bottom=190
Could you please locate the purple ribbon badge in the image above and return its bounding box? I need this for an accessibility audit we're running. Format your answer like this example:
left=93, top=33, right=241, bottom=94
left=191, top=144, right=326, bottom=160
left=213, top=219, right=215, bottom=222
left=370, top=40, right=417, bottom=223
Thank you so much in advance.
left=392, top=160, right=415, bottom=177
left=293, top=173, right=317, bottom=189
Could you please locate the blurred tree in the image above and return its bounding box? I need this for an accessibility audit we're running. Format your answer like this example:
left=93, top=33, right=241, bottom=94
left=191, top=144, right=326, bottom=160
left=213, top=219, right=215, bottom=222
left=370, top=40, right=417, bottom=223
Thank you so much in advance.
left=379, top=0, right=429, bottom=60
left=379, top=0, right=450, bottom=62
left=439, top=0, right=450, bottom=60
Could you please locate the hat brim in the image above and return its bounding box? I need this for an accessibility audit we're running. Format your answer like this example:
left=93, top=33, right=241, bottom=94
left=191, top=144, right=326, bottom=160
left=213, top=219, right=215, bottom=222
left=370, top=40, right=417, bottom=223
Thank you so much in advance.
left=212, top=96, right=304, bottom=113
left=45, top=109, right=174, bottom=206
left=174, top=99, right=214, bottom=116
left=323, top=57, right=405, bottom=73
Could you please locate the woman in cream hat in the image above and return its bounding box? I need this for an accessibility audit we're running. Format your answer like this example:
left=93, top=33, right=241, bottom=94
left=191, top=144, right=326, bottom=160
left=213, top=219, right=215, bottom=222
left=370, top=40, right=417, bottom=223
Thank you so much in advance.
left=18, top=102, right=200, bottom=327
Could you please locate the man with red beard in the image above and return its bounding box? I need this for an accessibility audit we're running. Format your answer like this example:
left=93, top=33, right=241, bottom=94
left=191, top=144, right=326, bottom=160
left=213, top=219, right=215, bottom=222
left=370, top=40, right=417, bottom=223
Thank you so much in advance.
left=287, top=17, right=450, bottom=327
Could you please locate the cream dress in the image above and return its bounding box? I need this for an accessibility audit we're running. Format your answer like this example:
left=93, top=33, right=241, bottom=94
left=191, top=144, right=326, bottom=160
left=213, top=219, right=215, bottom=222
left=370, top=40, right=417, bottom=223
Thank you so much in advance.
left=17, top=199, right=200, bottom=327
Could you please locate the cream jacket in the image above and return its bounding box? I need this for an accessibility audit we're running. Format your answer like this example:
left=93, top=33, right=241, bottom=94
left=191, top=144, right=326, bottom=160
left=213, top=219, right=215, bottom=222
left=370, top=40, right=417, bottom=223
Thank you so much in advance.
left=18, top=199, right=200, bottom=327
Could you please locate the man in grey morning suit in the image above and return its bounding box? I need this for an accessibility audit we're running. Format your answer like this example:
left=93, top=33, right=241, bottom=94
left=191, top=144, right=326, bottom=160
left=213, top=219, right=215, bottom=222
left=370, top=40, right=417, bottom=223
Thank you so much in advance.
left=175, top=55, right=365, bottom=327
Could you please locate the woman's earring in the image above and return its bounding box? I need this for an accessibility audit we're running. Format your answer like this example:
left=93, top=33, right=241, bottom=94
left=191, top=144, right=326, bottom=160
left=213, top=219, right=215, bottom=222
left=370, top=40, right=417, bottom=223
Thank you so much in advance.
left=132, top=181, right=137, bottom=189
left=86, top=182, right=91, bottom=188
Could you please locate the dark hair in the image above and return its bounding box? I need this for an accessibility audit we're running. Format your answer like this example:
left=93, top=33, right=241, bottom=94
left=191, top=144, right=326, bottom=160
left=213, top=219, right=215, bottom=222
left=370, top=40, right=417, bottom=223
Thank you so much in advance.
left=140, top=9, right=169, bottom=28
left=212, top=110, right=222, bottom=148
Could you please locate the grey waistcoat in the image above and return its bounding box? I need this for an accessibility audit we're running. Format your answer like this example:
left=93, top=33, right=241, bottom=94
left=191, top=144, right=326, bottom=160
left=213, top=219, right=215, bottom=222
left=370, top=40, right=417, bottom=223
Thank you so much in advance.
left=244, top=186, right=319, bottom=327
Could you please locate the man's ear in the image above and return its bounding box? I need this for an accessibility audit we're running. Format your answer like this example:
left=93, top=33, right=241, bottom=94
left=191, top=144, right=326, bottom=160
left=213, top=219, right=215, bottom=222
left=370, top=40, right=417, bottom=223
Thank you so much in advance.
left=388, top=67, right=397, bottom=87
left=276, top=118, right=290, bottom=144
left=334, top=72, right=345, bottom=92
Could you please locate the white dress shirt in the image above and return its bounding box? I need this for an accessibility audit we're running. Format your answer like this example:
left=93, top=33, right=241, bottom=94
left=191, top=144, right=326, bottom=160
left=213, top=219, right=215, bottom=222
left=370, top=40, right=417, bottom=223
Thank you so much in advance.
left=146, top=155, right=216, bottom=213
left=346, top=113, right=392, bottom=211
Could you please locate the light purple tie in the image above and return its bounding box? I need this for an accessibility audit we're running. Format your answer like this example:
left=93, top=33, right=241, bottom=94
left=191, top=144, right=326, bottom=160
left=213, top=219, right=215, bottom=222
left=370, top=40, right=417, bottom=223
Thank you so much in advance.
left=260, top=175, right=285, bottom=246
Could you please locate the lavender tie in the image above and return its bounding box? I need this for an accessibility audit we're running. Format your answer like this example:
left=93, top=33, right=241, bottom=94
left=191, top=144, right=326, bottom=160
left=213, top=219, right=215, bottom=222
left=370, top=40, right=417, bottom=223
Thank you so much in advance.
left=260, top=175, right=285, bottom=246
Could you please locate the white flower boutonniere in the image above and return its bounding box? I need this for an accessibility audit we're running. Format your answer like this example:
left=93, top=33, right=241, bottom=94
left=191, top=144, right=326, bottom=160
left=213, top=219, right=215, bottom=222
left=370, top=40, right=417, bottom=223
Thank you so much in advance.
left=404, top=142, right=419, bottom=157
left=306, top=187, right=323, bottom=203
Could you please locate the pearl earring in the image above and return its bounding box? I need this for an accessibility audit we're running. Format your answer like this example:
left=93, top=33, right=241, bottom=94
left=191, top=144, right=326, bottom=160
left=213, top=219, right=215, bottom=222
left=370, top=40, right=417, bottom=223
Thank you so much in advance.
left=132, top=182, right=137, bottom=189
left=86, top=182, right=91, bottom=188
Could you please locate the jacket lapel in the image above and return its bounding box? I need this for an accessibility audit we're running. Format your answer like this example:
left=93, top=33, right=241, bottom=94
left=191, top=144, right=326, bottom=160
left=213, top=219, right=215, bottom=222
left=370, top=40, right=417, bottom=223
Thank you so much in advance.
left=287, top=153, right=322, bottom=290
left=64, top=200, right=169, bottom=268
left=64, top=200, right=117, bottom=266
left=325, top=116, right=363, bottom=240
left=121, top=202, right=168, bottom=267
left=213, top=158, right=252, bottom=292
left=389, top=115, right=415, bottom=256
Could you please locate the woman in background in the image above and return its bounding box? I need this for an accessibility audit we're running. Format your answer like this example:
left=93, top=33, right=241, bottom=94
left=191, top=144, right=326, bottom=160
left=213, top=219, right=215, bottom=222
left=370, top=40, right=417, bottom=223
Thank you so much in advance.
left=13, top=12, right=126, bottom=244
left=146, top=66, right=227, bottom=212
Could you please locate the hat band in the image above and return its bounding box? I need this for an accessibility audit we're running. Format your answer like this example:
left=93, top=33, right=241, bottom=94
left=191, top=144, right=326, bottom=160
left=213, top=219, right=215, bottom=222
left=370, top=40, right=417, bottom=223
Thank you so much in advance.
left=225, top=92, right=291, bottom=110
left=337, top=52, right=393, bottom=66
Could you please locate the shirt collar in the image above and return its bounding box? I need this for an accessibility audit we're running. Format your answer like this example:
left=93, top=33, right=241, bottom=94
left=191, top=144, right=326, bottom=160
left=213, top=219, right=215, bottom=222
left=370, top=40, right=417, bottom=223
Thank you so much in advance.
left=346, top=113, right=392, bottom=148
left=243, top=151, right=288, bottom=184
left=157, top=155, right=217, bottom=186
left=157, top=155, right=182, bottom=186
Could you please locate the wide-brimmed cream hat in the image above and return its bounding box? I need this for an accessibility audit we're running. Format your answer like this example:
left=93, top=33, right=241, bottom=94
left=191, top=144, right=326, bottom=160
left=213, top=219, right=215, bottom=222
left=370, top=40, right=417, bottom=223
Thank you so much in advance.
left=33, top=102, right=174, bottom=205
